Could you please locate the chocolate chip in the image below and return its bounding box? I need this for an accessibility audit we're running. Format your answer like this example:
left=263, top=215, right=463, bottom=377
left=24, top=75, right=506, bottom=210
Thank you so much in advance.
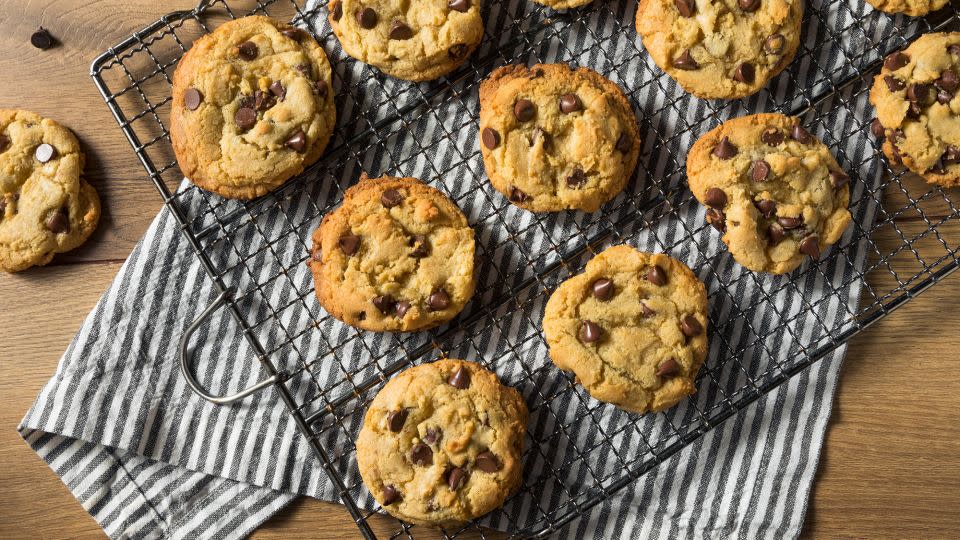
left=799, top=234, right=820, bottom=259
left=314, top=81, right=329, bottom=99
left=656, top=358, right=680, bottom=377
left=640, top=301, right=656, bottom=317
left=331, top=1, right=343, bottom=20
left=615, top=132, right=631, bottom=153
left=448, top=367, right=470, bottom=389
left=559, top=93, right=582, bottom=113
left=578, top=320, right=602, bottom=343
left=381, top=188, right=404, bottom=207
left=830, top=170, right=849, bottom=189
left=712, top=136, right=737, bottom=159
left=395, top=301, right=411, bottom=318
left=45, top=208, right=69, bottom=233
left=448, top=44, right=468, bottom=59
left=235, top=107, right=256, bottom=131
left=285, top=130, right=307, bottom=152
left=429, top=289, right=451, bottom=311
left=410, top=443, right=433, bottom=466
left=937, top=89, right=954, bottom=105
left=706, top=208, right=725, bottom=232
left=532, top=128, right=552, bottom=151
left=764, top=34, right=785, bottom=55
left=514, top=99, right=536, bottom=122
left=31, top=27, right=54, bottom=50
left=733, top=63, right=755, bottom=84
left=704, top=187, right=727, bottom=208
left=674, top=0, right=695, bottom=16
left=949, top=44, right=960, bottom=56
left=646, top=265, right=667, bottom=286
left=238, top=41, right=258, bottom=61
left=884, top=75, right=905, bottom=92
left=870, top=118, right=885, bottom=139
left=448, top=0, right=470, bottom=11
left=680, top=314, right=703, bottom=337
left=672, top=49, right=699, bottom=70
left=754, top=198, right=776, bottom=218
left=296, top=63, right=313, bottom=79
left=509, top=186, right=530, bottom=203
left=938, top=69, right=959, bottom=92
left=282, top=28, right=305, bottom=41
left=382, top=485, right=401, bottom=505
left=423, top=427, right=442, bottom=444
left=883, top=51, right=909, bottom=71
left=409, top=235, right=429, bottom=258
left=372, top=295, right=396, bottom=314
left=751, top=160, right=771, bottom=182
left=389, top=20, right=413, bottom=40
left=907, top=101, right=923, bottom=119
left=254, top=90, right=276, bottom=111
left=0, top=198, right=6, bottom=217
left=387, top=410, right=408, bottom=432
left=269, top=81, right=286, bottom=100
left=475, top=451, right=501, bottom=473
left=566, top=167, right=587, bottom=188
left=738, top=0, right=760, bottom=11
left=790, top=122, right=812, bottom=144
left=184, top=88, right=203, bottom=110
left=592, top=278, right=614, bottom=301
left=357, top=311, right=366, bottom=321
left=942, top=145, right=960, bottom=165
left=357, top=7, right=378, bottom=28
left=777, top=215, right=803, bottom=229
left=238, top=95, right=256, bottom=109
left=34, top=143, right=56, bottom=163
left=768, top=222, right=786, bottom=244
left=481, top=127, right=500, bottom=150
left=447, top=467, right=468, bottom=490
left=761, top=128, right=784, bottom=146
left=339, top=234, right=360, bottom=255
left=906, top=83, right=933, bottom=105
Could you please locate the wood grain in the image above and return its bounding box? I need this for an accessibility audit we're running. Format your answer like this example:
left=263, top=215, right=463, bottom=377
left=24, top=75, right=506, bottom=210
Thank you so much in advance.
left=1, top=1, right=959, bottom=538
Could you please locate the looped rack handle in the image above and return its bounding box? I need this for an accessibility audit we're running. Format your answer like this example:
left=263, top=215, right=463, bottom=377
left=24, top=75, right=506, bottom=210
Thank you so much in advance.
left=179, top=287, right=279, bottom=405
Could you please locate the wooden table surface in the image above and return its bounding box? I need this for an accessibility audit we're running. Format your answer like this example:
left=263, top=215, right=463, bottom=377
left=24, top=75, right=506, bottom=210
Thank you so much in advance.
left=1, top=1, right=958, bottom=538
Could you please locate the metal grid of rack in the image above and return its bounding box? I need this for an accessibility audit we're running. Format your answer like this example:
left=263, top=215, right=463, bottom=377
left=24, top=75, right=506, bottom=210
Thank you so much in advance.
left=90, top=0, right=960, bottom=537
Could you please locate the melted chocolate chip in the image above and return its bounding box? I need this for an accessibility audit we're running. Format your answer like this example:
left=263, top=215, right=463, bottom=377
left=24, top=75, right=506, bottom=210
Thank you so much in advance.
left=799, top=234, right=820, bottom=259
left=481, top=127, right=500, bottom=150
left=475, top=451, right=501, bottom=472
left=509, top=186, right=530, bottom=203
left=646, top=265, right=667, bottom=286
left=381, top=188, right=404, bottom=207
left=592, top=278, right=614, bottom=301
left=372, top=295, right=397, bottom=314
left=578, top=320, right=602, bottom=343
left=738, top=0, right=760, bottom=11
left=382, top=485, right=401, bottom=505
left=754, top=198, right=776, bottom=218
left=532, top=128, right=553, bottom=151
left=777, top=215, right=804, bottom=229
left=331, top=1, right=343, bottom=20
left=566, top=167, right=587, bottom=188
left=768, top=222, right=786, bottom=244
left=184, top=88, right=203, bottom=110
left=884, top=75, right=905, bottom=92
left=356, top=7, right=378, bottom=28
left=423, top=427, right=442, bottom=444
left=269, top=81, right=286, bottom=100
left=282, top=28, right=305, bottom=41
left=761, top=128, right=784, bottom=146
left=238, top=41, right=258, bottom=61
left=234, top=107, right=256, bottom=131
left=559, top=93, right=582, bottom=113
left=428, top=289, right=451, bottom=311
left=674, top=0, right=695, bottom=16
left=285, top=130, right=307, bottom=153
left=706, top=208, right=726, bottom=232
left=704, top=187, right=727, bottom=208
left=751, top=160, right=771, bottom=182
left=448, top=44, right=468, bottom=59
left=883, top=51, right=909, bottom=71
left=641, top=301, right=656, bottom=317
left=387, top=409, right=408, bottom=432
left=680, top=314, right=703, bottom=337
left=339, top=234, right=360, bottom=255
left=514, top=99, right=536, bottom=122
left=45, top=208, right=69, bottom=233
left=394, top=301, right=411, bottom=318
left=712, top=136, right=737, bottom=159
left=764, top=34, right=785, bottom=55
left=656, top=358, right=681, bottom=377
left=672, top=49, right=699, bottom=70
left=409, top=235, right=429, bottom=258
left=830, top=170, right=849, bottom=189
left=870, top=118, right=886, bottom=139
left=448, top=0, right=470, bottom=11
left=791, top=122, right=812, bottom=144
left=906, top=83, right=934, bottom=105
left=615, top=132, right=631, bottom=153
left=389, top=20, right=413, bottom=40
left=410, top=443, right=433, bottom=466
left=448, top=366, right=470, bottom=389
left=447, top=467, right=468, bottom=490
left=733, top=63, right=755, bottom=84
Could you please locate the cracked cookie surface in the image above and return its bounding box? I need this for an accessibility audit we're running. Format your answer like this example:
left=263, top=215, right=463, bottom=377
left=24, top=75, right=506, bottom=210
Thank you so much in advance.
left=866, top=0, right=947, bottom=16
left=310, top=174, right=475, bottom=332
left=170, top=15, right=335, bottom=199
left=478, top=63, right=640, bottom=212
left=869, top=32, right=960, bottom=188
left=356, top=359, right=528, bottom=526
left=0, top=109, right=100, bottom=272
left=636, top=0, right=803, bottom=99
left=687, top=113, right=852, bottom=275
left=543, top=245, right=709, bottom=414
left=328, top=0, right=483, bottom=81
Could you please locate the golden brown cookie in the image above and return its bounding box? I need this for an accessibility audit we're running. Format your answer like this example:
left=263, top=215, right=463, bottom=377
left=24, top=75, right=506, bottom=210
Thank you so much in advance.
left=478, top=63, right=640, bottom=212
left=0, top=109, right=100, bottom=272
left=543, top=245, right=709, bottom=414
left=869, top=32, right=960, bottom=188
left=170, top=16, right=336, bottom=199
left=355, top=359, right=528, bottom=526
left=866, top=0, right=947, bottom=16
left=310, top=175, right=475, bottom=332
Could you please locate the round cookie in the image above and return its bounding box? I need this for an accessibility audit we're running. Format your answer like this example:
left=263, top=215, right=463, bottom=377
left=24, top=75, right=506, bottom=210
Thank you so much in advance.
left=328, top=0, right=483, bottom=81
left=543, top=245, right=709, bottom=414
left=0, top=109, right=100, bottom=272
left=170, top=16, right=335, bottom=200
left=530, top=0, right=593, bottom=9
left=478, top=64, right=640, bottom=212
left=356, top=359, right=528, bottom=526
left=310, top=174, right=475, bottom=332
left=869, top=32, right=960, bottom=188
left=686, top=113, right=852, bottom=275
left=866, top=0, right=947, bottom=16
left=636, top=0, right=803, bottom=99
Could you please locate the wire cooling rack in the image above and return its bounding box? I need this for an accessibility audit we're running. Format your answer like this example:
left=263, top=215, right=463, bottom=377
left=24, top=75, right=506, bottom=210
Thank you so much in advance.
left=91, top=0, right=960, bottom=537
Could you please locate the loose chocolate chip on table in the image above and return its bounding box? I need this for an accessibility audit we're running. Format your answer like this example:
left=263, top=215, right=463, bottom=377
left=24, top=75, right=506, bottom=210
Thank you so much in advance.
left=449, top=0, right=471, bottom=11
left=656, top=358, right=680, bottom=378
left=646, top=265, right=667, bottom=286
left=672, top=49, right=699, bottom=70
left=357, top=7, right=378, bottom=28
left=754, top=198, right=776, bottom=218
left=285, top=130, right=307, bottom=152
left=31, top=27, right=54, bottom=50
left=509, top=186, right=530, bottom=203
left=448, top=44, right=468, bottom=59
left=282, top=28, right=305, bottom=41
left=870, top=118, right=886, bottom=139
left=532, top=128, right=553, bottom=151
left=706, top=208, right=726, bottom=232
left=674, top=0, right=695, bottom=16
left=712, top=136, right=737, bottom=159
left=269, top=81, right=286, bottom=100
left=733, top=63, right=755, bottom=84
left=761, top=128, right=784, bottom=146
left=739, top=0, right=760, bottom=11
left=339, top=233, right=360, bottom=255
left=777, top=215, right=803, bottom=229
left=429, top=289, right=451, bottom=311
left=768, top=222, right=786, bottom=244
left=704, top=187, right=727, bottom=208
left=410, top=235, right=429, bottom=258
left=615, top=132, right=631, bottom=153
left=423, top=427, right=442, bottom=444
left=410, top=442, right=433, bottom=466
left=640, top=301, right=656, bottom=317
left=382, top=485, right=401, bottom=505
left=830, top=170, right=849, bottom=189
left=184, top=88, right=203, bottom=110
left=389, top=20, right=413, bottom=40
left=799, top=234, right=820, bottom=259
left=387, top=409, right=408, bottom=432
left=46, top=208, right=69, bottom=233
left=764, top=34, right=785, bottom=55
left=475, top=451, right=501, bottom=473
left=883, top=52, right=909, bottom=71
left=381, top=188, right=404, bottom=207
left=559, top=93, right=582, bottom=113
left=751, top=159, right=771, bottom=182
left=578, top=320, right=602, bottom=343
left=791, top=122, right=812, bottom=144
left=235, top=107, right=257, bottom=131
left=373, top=295, right=397, bottom=314
left=566, top=167, right=587, bottom=188
left=448, top=366, right=471, bottom=389
left=447, top=467, right=468, bottom=490
left=395, top=301, right=411, bottom=318
left=884, top=75, right=905, bottom=92
left=592, top=278, right=614, bottom=301
left=238, top=41, right=258, bottom=60
left=331, top=1, right=343, bottom=20
left=34, top=143, right=56, bottom=163
left=514, top=99, right=536, bottom=122
left=680, top=314, right=703, bottom=337
left=481, top=127, right=500, bottom=150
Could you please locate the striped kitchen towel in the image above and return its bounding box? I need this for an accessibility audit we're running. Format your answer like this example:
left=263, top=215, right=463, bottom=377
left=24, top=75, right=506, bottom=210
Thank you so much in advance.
left=18, top=0, right=914, bottom=537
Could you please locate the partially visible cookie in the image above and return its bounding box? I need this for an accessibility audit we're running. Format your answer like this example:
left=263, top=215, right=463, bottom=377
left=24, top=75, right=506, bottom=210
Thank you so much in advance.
left=310, top=175, right=475, bottom=332
left=531, top=0, right=593, bottom=9
left=866, top=0, right=947, bottom=16
left=478, top=63, right=640, bottom=212
left=170, top=15, right=336, bottom=199
left=543, top=245, right=709, bottom=414
left=328, top=0, right=483, bottom=81
left=636, top=0, right=803, bottom=99
left=869, top=32, right=960, bottom=188
left=0, top=109, right=100, bottom=272
left=356, top=359, right=528, bottom=527
left=686, top=113, right=852, bottom=274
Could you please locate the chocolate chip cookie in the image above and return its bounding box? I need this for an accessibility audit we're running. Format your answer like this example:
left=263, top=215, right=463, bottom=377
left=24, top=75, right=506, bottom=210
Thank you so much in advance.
left=543, top=245, right=709, bottom=414
left=0, top=109, right=100, bottom=272
left=478, top=63, right=640, bottom=212
left=636, top=0, right=803, bottom=99
left=531, top=0, right=593, bottom=9
left=687, top=113, right=852, bottom=274
left=310, top=174, right=475, bottom=332
left=356, top=359, right=528, bottom=526
left=866, top=0, right=947, bottom=16
left=170, top=16, right=336, bottom=199
left=328, top=0, right=483, bottom=81
left=869, top=32, right=960, bottom=188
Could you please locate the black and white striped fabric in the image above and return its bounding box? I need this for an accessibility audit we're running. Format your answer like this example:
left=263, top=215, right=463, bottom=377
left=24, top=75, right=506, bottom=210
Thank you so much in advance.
left=19, top=0, right=907, bottom=537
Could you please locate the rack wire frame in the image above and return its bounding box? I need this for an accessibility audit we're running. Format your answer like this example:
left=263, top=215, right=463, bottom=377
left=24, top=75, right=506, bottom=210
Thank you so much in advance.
left=89, top=0, right=960, bottom=538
